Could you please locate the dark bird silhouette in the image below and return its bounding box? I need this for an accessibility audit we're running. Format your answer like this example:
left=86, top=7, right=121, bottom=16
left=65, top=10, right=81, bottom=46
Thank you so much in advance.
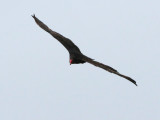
left=32, top=14, right=137, bottom=86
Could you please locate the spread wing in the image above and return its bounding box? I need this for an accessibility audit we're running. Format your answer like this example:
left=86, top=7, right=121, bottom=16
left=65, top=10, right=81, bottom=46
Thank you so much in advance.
left=82, top=56, right=137, bottom=86
left=32, top=14, right=81, bottom=53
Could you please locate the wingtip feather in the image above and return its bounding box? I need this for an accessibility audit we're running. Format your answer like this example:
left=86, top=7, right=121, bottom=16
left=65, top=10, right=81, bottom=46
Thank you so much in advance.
left=31, top=14, right=35, bottom=17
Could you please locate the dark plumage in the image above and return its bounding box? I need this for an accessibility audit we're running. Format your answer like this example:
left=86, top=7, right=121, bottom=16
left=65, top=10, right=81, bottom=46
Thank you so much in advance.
left=32, top=14, right=137, bottom=86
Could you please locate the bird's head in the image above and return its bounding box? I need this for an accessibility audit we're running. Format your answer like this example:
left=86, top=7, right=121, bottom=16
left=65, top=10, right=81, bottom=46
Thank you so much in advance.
left=69, top=59, right=72, bottom=65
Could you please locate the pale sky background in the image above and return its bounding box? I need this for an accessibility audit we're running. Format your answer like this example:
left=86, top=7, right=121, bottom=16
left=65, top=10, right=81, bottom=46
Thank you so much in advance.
left=0, top=0, right=160, bottom=120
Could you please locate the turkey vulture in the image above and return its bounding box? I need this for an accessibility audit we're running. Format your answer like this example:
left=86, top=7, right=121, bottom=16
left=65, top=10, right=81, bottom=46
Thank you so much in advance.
left=32, top=14, right=137, bottom=86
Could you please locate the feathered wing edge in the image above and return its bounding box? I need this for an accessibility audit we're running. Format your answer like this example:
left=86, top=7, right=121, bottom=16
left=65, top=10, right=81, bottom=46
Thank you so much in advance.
left=32, top=14, right=82, bottom=53
left=82, top=56, right=137, bottom=86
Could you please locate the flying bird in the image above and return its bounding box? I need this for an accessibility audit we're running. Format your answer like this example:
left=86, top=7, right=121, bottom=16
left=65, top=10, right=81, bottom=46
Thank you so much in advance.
left=32, top=14, right=137, bottom=86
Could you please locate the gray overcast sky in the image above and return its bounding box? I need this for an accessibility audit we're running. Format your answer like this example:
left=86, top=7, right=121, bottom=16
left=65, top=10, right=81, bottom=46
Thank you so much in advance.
left=0, top=0, right=160, bottom=120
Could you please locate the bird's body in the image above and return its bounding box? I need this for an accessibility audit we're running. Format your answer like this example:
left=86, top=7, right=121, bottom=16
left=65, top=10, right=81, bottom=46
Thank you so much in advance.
left=32, top=14, right=137, bottom=86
